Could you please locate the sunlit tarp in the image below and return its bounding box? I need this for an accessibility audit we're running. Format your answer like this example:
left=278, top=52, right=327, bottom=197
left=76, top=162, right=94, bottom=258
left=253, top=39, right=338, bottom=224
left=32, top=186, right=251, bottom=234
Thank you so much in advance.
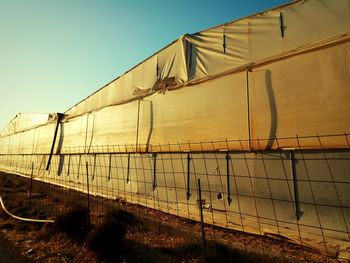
left=0, top=0, right=350, bottom=258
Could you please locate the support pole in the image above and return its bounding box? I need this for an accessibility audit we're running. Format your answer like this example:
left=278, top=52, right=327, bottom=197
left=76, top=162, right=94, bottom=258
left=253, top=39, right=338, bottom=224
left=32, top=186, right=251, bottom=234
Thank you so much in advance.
left=46, top=113, right=64, bottom=171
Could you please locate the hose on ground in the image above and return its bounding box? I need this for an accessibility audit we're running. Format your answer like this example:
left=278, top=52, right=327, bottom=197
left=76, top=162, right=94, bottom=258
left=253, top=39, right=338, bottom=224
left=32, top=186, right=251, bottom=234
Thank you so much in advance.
left=0, top=196, right=54, bottom=223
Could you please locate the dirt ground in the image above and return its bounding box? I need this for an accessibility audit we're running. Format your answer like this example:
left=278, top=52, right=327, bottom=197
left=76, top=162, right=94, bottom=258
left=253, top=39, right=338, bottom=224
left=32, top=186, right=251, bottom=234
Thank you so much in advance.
left=0, top=172, right=339, bottom=263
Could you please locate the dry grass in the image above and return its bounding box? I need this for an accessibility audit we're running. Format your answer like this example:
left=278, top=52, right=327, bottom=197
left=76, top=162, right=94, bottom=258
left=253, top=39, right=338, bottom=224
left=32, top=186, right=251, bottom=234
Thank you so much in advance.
left=0, top=172, right=338, bottom=263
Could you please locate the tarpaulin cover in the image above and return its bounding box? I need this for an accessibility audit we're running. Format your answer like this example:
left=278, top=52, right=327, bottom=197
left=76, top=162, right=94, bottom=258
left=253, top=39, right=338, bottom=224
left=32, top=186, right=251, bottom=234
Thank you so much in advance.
left=1, top=0, right=349, bottom=153
left=1, top=0, right=350, bottom=258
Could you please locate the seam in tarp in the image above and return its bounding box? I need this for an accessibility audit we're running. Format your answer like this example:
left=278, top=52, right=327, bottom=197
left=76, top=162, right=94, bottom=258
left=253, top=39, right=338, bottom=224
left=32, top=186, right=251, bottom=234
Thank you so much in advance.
left=61, top=32, right=350, bottom=121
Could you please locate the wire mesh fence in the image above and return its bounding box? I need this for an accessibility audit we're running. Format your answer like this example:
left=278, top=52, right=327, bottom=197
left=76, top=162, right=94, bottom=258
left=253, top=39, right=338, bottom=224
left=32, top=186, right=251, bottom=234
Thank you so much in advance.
left=0, top=134, right=349, bottom=262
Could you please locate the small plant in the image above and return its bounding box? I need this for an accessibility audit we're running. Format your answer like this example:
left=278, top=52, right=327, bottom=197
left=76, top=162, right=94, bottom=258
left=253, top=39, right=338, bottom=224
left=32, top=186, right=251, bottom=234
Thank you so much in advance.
left=54, top=204, right=90, bottom=239
left=104, top=207, right=138, bottom=226
left=87, top=208, right=130, bottom=261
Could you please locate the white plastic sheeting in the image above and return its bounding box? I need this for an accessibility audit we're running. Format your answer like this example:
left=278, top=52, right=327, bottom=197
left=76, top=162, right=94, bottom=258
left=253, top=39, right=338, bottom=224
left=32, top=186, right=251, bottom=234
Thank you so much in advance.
left=0, top=0, right=350, bottom=258
left=0, top=113, right=50, bottom=137
left=0, top=150, right=349, bottom=258
left=0, top=0, right=349, bottom=153
left=64, top=0, right=350, bottom=118
left=1, top=39, right=349, bottom=154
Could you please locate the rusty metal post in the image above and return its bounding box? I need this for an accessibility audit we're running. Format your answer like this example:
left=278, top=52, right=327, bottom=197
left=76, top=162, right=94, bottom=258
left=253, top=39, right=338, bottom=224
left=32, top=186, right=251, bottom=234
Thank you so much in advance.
left=186, top=153, right=192, bottom=200
left=197, top=178, right=207, bottom=263
left=152, top=153, right=157, bottom=190
left=226, top=152, right=232, bottom=205
left=290, top=151, right=301, bottom=220
left=85, top=161, right=91, bottom=226
left=126, top=153, right=131, bottom=183
left=67, top=154, right=71, bottom=176
left=107, top=153, right=112, bottom=181
left=28, top=162, right=34, bottom=209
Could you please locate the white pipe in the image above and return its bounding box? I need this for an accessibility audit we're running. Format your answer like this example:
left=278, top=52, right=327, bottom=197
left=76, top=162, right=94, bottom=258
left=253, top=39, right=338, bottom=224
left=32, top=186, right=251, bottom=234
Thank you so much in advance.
left=0, top=196, right=54, bottom=223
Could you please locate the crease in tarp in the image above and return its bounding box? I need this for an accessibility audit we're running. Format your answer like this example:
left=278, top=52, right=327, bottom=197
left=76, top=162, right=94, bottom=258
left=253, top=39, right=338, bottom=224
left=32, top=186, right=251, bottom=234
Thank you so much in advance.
left=64, top=0, right=350, bottom=118
left=61, top=32, right=350, bottom=121
left=1, top=33, right=350, bottom=143
left=0, top=0, right=350, bottom=155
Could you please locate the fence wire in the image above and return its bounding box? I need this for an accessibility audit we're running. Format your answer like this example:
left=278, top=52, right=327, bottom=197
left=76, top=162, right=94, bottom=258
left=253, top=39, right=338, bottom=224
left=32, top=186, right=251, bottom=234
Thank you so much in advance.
left=0, top=134, right=349, bottom=262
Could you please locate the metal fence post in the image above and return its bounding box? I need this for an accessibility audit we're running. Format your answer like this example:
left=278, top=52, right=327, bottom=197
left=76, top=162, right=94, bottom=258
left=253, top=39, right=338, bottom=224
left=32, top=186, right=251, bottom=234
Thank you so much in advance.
left=226, top=152, right=232, bottom=206
left=85, top=161, right=91, bottom=226
left=152, top=153, right=157, bottom=190
left=28, top=162, right=34, bottom=209
left=186, top=153, right=192, bottom=200
left=197, top=178, right=207, bottom=263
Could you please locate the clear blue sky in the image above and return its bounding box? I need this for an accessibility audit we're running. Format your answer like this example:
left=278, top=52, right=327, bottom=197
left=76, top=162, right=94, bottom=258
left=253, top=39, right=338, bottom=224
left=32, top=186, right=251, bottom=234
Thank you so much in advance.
left=0, top=0, right=290, bottom=130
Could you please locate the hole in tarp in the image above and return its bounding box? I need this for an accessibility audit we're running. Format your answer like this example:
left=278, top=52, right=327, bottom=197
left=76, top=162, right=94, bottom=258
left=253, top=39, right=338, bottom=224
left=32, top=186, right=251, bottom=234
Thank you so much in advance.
left=217, top=192, right=224, bottom=200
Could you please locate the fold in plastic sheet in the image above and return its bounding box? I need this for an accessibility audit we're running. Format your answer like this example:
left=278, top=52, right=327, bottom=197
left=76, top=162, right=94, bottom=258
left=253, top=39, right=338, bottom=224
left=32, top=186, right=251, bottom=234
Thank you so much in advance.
left=0, top=41, right=349, bottom=154
left=64, top=0, right=350, bottom=118
left=61, top=72, right=249, bottom=154
left=0, top=0, right=350, bottom=153
left=157, top=38, right=188, bottom=83
left=65, top=38, right=188, bottom=117
left=184, top=0, right=350, bottom=81
left=0, top=123, right=55, bottom=155
left=66, top=41, right=350, bottom=153
left=248, top=40, right=350, bottom=150
left=136, top=72, right=249, bottom=151
left=0, top=113, right=50, bottom=137
left=0, top=0, right=350, bottom=258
